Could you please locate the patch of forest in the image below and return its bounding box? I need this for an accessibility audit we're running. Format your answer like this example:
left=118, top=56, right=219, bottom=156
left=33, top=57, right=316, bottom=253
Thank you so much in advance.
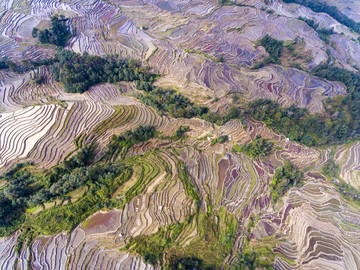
left=139, top=88, right=242, bottom=125
left=270, top=161, right=303, bottom=203
left=233, top=135, right=274, bottom=158
left=50, top=49, right=156, bottom=93
left=32, top=15, right=72, bottom=47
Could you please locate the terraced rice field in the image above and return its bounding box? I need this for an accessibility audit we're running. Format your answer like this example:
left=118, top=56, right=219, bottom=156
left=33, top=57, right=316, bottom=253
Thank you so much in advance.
left=0, top=105, right=59, bottom=168
left=334, top=142, right=360, bottom=188
left=1, top=0, right=360, bottom=269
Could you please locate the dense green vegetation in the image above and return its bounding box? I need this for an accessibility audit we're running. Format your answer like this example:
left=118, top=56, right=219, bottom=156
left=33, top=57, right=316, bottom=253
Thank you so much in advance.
left=0, top=146, right=96, bottom=236
left=139, top=88, right=209, bottom=118
left=50, top=49, right=155, bottom=93
left=118, top=125, right=156, bottom=143
left=106, top=125, right=156, bottom=161
left=32, top=15, right=72, bottom=47
left=160, top=126, right=191, bottom=141
left=0, top=59, right=10, bottom=70
left=125, top=207, right=237, bottom=269
left=220, top=0, right=254, bottom=8
left=233, top=135, right=274, bottom=158
left=284, top=0, right=360, bottom=34
left=252, top=35, right=284, bottom=69
left=211, top=135, right=229, bottom=146
left=140, top=88, right=242, bottom=125
left=321, top=158, right=340, bottom=179
left=2, top=47, right=154, bottom=96
left=270, top=160, right=303, bottom=203
left=174, top=125, right=190, bottom=140
left=230, top=252, right=265, bottom=270
left=247, top=99, right=350, bottom=146
left=0, top=57, right=53, bottom=73
left=298, top=16, right=318, bottom=29
left=260, top=35, right=284, bottom=63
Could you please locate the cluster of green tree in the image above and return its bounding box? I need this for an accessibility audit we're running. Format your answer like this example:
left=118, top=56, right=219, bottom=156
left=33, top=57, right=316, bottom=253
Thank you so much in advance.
left=220, top=0, right=233, bottom=6
left=33, top=75, right=45, bottom=85
left=298, top=17, right=334, bottom=43
left=139, top=88, right=242, bottom=125
left=260, top=35, right=283, bottom=64
left=134, top=80, right=154, bottom=92
left=217, top=135, right=229, bottom=143
left=0, top=172, right=31, bottom=236
left=125, top=207, right=237, bottom=269
left=270, top=160, right=303, bottom=203
left=247, top=99, right=350, bottom=146
left=298, top=16, right=318, bottom=29
left=2, top=162, right=32, bottom=179
left=284, top=0, right=360, bottom=34
left=260, top=35, right=283, bottom=63
left=220, top=0, right=254, bottom=8
left=174, top=125, right=190, bottom=140
left=201, top=107, right=242, bottom=126
left=32, top=15, right=72, bottom=47
left=315, top=28, right=335, bottom=44
left=0, top=57, right=54, bottom=73
left=321, top=158, right=340, bottom=179
left=0, top=59, right=9, bottom=70
left=252, top=35, right=284, bottom=69
left=50, top=49, right=155, bottom=93
left=139, top=88, right=209, bottom=118
left=233, top=135, right=274, bottom=158
left=158, top=126, right=190, bottom=141
left=230, top=252, right=261, bottom=270
left=171, top=258, right=203, bottom=270
left=106, top=125, right=156, bottom=161
left=0, top=146, right=94, bottom=236
left=119, top=125, right=156, bottom=143
left=211, top=135, right=229, bottom=146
